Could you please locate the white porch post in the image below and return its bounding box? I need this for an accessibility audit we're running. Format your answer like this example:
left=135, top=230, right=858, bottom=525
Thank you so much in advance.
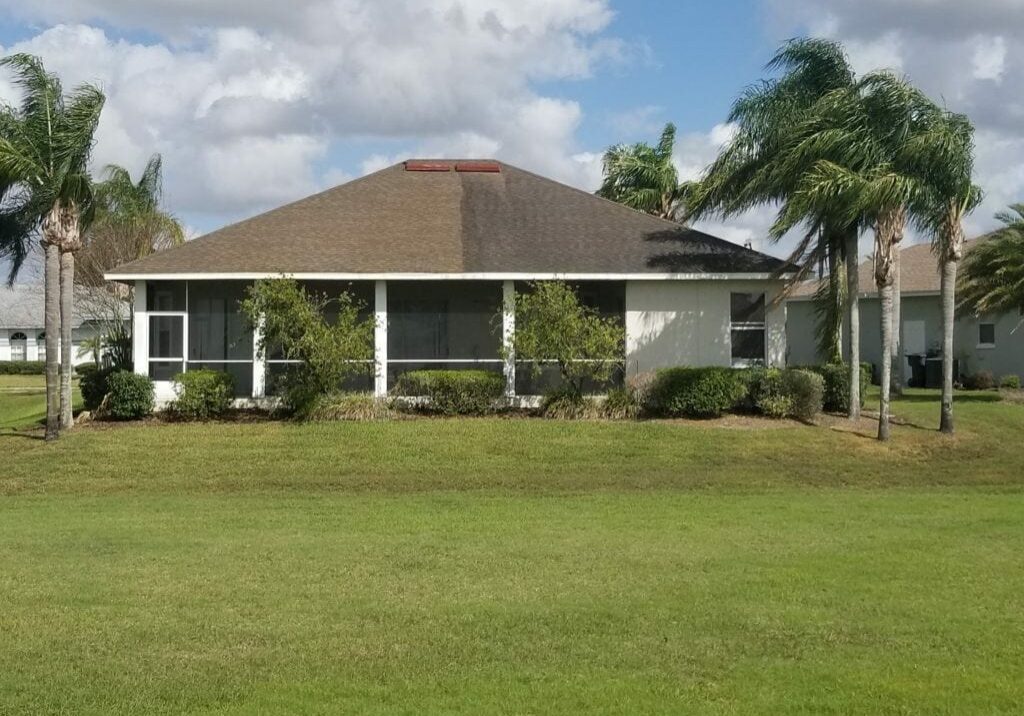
left=252, top=313, right=266, bottom=398
left=133, top=280, right=149, bottom=377
left=374, top=280, right=388, bottom=397
left=502, top=279, right=515, bottom=398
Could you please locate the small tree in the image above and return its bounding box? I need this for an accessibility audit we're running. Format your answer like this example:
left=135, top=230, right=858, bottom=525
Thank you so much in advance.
left=241, top=278, right=375, bottom=416
left=510, top=281, right=624, bottom=397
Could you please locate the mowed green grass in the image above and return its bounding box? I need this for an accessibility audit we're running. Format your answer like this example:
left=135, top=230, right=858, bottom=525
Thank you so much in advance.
left=0, top=374, right=80, bottom=430
left=1, top=383, right=1023, bottom=714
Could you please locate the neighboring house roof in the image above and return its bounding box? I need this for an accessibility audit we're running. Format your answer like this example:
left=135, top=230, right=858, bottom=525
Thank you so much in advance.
left=0, top=284, right=122, bottom=330
left=107, top=160, right=790, bottom=278
left=789, top=238, right=982, bottom=300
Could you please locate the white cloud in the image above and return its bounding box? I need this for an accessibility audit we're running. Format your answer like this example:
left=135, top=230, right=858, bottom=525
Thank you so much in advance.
left=971, top=35, right=1006, bottom=82
left=0, top=1, right=629, bottom=229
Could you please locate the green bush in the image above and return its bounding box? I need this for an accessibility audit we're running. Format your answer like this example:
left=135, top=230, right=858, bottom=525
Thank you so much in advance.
left=306, top=392, right=393, bottom=421
left=783, top=369, right=824, bottom=421
left=646, top=367, right=749, bottom=418
left=393, top=370, right=505, bottom=415
left=601, top=386, right=640, bottom=420
left=1000, top=374, right=1021, bottom=390
left=748, top=368, right=792, bottom=418
left=77, top=364, right=114, bottom=411
left=105, top=371, right=155, bottom=420
left=540, top=387, right=601, bottom=419
left=0, top=360, right=46, bottom=375
left=804, top=363, right=870, bottom=413
left=170, top=370, right=234, bottom=419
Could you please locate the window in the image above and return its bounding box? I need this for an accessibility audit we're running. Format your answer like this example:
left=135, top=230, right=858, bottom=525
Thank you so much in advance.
left=37, top=332, right=45, bottom=362
left=978, top=323, right=996, bottom=348
left=730, top=293, right=766, bottom=367
left=149, top=315, right=184, bottom=380
left=10, top=332, right=27, bottom=361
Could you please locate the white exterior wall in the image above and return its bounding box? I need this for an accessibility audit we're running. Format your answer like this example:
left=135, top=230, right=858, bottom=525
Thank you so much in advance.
left=0, top=326, right=101, bottom=365
left=625, top=279, right=786, bottom=377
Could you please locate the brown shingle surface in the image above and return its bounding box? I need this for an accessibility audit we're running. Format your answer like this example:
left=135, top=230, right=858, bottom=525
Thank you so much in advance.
left=790, top=238, right=982, bottom=298
left=110, top=160, right=788, bottom=276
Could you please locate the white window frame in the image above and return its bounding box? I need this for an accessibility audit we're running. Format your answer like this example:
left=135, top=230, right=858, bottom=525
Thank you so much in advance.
left=729, top=293, right=767, bottom=368
left=10, top=332, right=27, bottom=362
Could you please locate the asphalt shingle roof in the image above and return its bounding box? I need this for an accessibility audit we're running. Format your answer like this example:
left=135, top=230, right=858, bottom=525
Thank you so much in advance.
left=109, top=160, right=789, bottom=277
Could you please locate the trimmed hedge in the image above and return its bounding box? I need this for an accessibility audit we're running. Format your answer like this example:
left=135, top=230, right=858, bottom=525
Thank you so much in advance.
left=105, top=371, right=155, bottom=420
left=0, top=360, right=46, bottom=375
left=77, top=364, right=115, bottom=411
left=171, top=369, right=234, bottom=419
left=802, top=363, right=871, bottom=413
left=1000, top=374, right=1021, bottom=390
left=646, top=367, right=749, bottom=418
left=963, top=370, right=995, bottom=391
left=393, top=369, right=505, bottom=415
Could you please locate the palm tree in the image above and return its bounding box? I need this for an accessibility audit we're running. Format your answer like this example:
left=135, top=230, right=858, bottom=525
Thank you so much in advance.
left=769, top=71, right=936, bottom=440
left=0, top=53, right=104, bottom=439
left=958, top=205, right=1024, bottom=317
left=597, top=123, right=686, bottom=221
left=76, top=154, right=185, bottom=288
left=906, top=111, right=981, bottom=433
left=685, top=38, right=864, bottom=417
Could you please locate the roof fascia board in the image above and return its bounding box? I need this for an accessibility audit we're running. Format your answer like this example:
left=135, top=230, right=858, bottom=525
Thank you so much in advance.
left=106, top=271, right=794, bottom=282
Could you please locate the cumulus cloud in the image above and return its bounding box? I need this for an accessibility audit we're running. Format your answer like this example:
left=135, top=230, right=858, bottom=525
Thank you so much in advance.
left=0, top=0, right=627, bottom=231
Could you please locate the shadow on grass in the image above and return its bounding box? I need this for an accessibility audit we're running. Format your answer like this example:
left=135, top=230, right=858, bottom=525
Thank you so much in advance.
left=894, top=392, right=1002, bottom=404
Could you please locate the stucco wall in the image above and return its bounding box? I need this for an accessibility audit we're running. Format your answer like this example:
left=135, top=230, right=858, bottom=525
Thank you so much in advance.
left=786, top=295, right=1023, bottom=381
left=625, top=280, right=786, bottom=377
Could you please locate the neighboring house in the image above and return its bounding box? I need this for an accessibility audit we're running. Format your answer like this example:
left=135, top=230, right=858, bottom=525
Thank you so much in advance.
left=106, top=159, right=792, bottom=404
left=0, top=284, right=120, bottom=365
left=787, top=239, right=1023, bottom=384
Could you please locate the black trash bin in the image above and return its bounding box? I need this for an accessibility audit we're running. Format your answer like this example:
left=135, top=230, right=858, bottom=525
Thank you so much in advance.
left=908, top=354, right=926, bottom=388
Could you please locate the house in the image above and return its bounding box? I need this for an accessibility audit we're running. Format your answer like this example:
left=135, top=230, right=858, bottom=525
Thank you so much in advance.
left=105, top=159, right=792, bottom=403
left=0, top=284, right=117, bottom=365
left=786, top=239, right=1023, bottom=384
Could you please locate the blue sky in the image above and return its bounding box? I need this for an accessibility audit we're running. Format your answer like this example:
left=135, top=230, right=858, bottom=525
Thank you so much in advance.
left=1, top=0, right=1022, bottom=279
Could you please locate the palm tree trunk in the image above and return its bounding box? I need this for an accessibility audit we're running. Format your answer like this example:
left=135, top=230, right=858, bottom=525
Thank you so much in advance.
left=826, top=239, right=843, bottom=363
left=59, top=250, right=75, bottom=430
left=939, top=257, right=956, bottom=433
left=891, top=247, right=904, bottom=396
left=878, top=282, right=893, bottom=441
left=844, top=227, right=861, bottom=420
left=43, top=242, right=61, bottom=441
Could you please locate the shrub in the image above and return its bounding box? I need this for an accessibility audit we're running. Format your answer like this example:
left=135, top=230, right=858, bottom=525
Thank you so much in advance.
left=0, top=360, right=46, bottom=375
left=511, top=281, right=624, bottom=396
left=540, top=387, right=601, bottom=419
left=393, top=370, right=505, bottom=415
left=783, top=369, right=824, bottom=421
left=77, top=364, right=114, bottom=411
left=601, top=386, right=640, bottom=420
left=748, top=368, right=792, bottom=418
left=805, top=363, right=870, bottom=413
left=105, top=371, right=155, bottom=420
left=170, top=370, right=234, bottom=419
left=1000, top=374, right=1021, bottom=390
left=964, top=370, right=996, bottom=390
left=306, top=392, right=393, bottom=421
left=241, top=279, right=375, bottom=417
left=646, top=367, right=749, bottom=418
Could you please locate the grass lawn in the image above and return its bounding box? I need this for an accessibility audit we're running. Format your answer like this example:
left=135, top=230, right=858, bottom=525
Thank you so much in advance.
left=0, top=374, right=81, bottom=430
left=1, top=383, right=1022, bottom=714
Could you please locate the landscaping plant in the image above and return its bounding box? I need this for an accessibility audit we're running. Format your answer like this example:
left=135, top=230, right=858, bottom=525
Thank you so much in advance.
left=393, top=369, right=504, bottom=416
left=104, top=370, right=154, bottom=420
left=646, top=367, right=749, bottom=418
left=241, top=279, right=375, bottom=418
left=510, top=281, right=624, bottom=401
left=170, top=369, right=234, bottom=420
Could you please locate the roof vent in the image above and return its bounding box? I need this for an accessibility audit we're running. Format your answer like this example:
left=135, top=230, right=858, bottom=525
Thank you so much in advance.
left=455, top=161, right=500, bottom=173
left=405, top=161, right=452, bottom=172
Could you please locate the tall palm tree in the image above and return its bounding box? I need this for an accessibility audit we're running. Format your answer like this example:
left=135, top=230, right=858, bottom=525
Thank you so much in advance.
left=958, top=205, right=1024, bottom=318
left=0, top=53, right=104, bottom=439
left=769, top=71, right=936, bottom=440
left=597, top=123, right=686, bottom=221
left=906, top=111, right=981, bottom=433
left=685, top=38, right=864, bottom=417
